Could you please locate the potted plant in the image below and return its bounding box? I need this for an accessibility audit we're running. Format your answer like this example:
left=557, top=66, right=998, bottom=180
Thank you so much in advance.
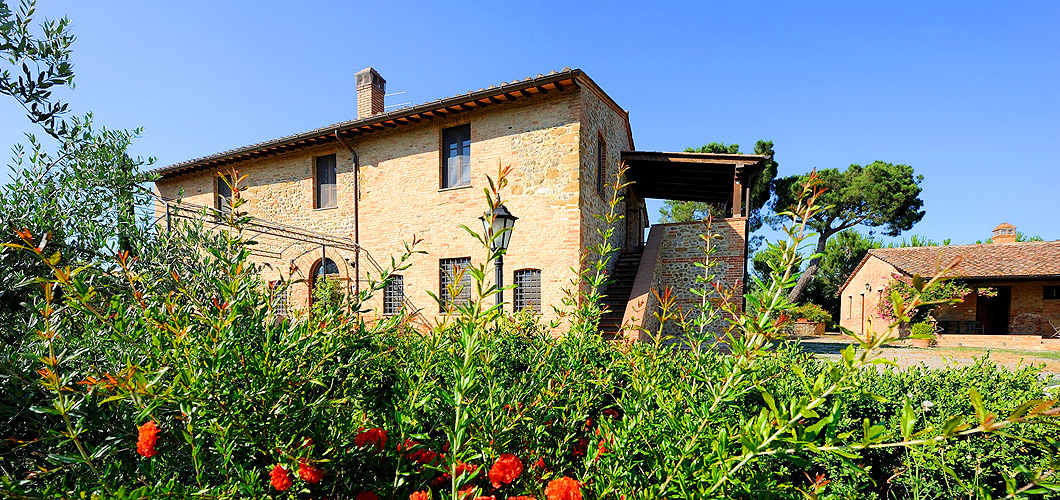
left=792, top=303, right=830, bottom=337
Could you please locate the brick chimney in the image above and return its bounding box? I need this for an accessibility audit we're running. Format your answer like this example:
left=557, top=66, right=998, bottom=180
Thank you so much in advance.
left=992, top=223, right=1017, bottom=244
left=355, top=67, right=386, bottom=118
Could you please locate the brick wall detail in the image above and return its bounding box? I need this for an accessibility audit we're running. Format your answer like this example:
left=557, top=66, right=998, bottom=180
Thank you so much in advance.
left=621, top=218, right=746, bottom=339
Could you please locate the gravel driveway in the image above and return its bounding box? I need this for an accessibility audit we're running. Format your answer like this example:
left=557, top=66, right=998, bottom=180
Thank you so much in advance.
left=787, top=336, right=1060, bottom=377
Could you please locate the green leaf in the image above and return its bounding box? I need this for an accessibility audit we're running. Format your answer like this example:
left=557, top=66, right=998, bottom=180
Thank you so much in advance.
left=970, top=388, right=986, bottom=423
left=900, top=398, right=915, bottom=439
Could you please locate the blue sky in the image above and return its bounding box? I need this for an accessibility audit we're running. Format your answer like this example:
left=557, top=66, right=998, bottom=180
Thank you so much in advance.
left=2, top=1, right=1057, bottom=245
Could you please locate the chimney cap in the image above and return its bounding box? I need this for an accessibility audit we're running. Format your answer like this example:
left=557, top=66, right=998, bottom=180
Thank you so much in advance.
left=994, top=222, right=1015, bottom=231
left=355, top=67, right=386, bottom=91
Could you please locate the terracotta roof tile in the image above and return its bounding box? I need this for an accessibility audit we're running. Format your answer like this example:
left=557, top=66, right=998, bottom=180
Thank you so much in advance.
left=868, top=241, right=1060, bottom=279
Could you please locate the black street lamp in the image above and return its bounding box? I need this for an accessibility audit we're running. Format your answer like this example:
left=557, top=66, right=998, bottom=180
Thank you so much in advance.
left=480, top=204, right=518, bottom=306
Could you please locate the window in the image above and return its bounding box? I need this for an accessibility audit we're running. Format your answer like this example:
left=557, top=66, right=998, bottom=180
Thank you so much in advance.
left=383, top=275, right=404, bottom=315
left=439, top=257, right=472, bottom=311
left=442, top=124, right=471, bottom=188
left=846, top=296, right=852, bottom=319
left=269, top=280, right=289, bottom=318
left=595, top=133, right=606, bottom=195
left=310, top=257, right=341, bottom=306
left=514, top=269, right=542, bottom=313
left=1045, top=285, right=1060, bottom=300
left=315, top=154, right=337, bottom=208
left=216, top=173, right=234, bottom=215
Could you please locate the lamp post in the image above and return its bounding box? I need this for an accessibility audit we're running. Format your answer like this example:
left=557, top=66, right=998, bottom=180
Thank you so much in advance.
left=480, top=204, right=518, bottom=306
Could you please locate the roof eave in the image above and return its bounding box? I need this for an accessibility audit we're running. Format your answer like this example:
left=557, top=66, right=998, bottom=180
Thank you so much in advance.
left=153, top=69, right=586, bottom=179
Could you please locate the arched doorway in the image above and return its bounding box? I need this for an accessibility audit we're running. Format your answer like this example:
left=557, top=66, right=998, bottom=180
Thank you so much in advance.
left=308, top=257, right=340, bottom=307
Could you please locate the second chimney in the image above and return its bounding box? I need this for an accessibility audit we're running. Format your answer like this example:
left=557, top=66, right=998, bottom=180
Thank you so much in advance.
left=355, top=67, right=386, bottom=118
left=992, top=223, right=1017, bottom=244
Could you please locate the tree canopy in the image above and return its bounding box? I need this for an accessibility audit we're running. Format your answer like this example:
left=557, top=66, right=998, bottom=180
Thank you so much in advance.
left=771, top=161, right=924, bottom=301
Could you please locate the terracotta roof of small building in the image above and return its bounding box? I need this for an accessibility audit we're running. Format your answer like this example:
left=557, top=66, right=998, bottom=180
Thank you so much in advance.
left=868, top=241, right=1060, bottom=280
left=152, top=68, right=631, bottom=179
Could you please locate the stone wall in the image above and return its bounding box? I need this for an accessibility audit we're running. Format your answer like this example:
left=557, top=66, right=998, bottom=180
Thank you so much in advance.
left=622, top=218, right=747, bottom=339
left=578, top=86, right=639, bottom=286
left=155, top=88, right=607, bottom=325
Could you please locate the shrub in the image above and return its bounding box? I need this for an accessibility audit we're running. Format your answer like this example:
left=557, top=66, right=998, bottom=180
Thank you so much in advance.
left=792, top=302, right=832, bottom=324
left=2, top=169, right=1058, bottom=500
left=910, top=321, right=935, bottom=337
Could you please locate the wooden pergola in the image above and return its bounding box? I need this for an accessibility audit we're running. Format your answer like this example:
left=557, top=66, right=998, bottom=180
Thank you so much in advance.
left=621, top=151, right=768, bottom=218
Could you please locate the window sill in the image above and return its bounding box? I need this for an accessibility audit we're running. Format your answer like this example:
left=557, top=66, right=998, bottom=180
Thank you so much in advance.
left=313, top=206, right=338, bottom=212
left=439, top=184, right=473, bottom=193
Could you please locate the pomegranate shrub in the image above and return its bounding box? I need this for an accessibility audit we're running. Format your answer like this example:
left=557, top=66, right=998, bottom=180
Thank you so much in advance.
left=1, top=172, right=1058, bottom=500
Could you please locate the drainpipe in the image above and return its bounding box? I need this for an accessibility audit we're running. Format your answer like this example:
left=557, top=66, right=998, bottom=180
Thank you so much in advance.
left=334, top=130, right=360, bottom=296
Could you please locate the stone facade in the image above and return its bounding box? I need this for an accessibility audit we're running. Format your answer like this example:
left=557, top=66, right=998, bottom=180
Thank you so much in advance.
left=621, top=218, right=747, bottom=339
left=155, top=86, right=640, bottom=325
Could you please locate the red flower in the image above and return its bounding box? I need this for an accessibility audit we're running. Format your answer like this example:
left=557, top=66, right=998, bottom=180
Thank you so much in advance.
left=488, top=454, right=523, bottom=488
left=545, top=476, right=583, bottom=500
left=298, top=460, right=324, bottom=483
left=355, top=428, right=387, bottom=453
left=509, top=497, right=534, bottom=500
left=399, top=438, right=418, bottom=454
left=270, top=464, right=293, bottom=491
left=454, top=461, right=478, bottom=478
left=136, top=420, right=158, bottom=458
left=458, top=485, right=477, bottom=499
left=532, top=456, right=546, bottom=471
left=409, top=491, right=430, bottom=500
left=355, top=492, right=379, bottom=500
left=602, top=408, right=621, bottom=420
left=410, top=448, right=439, bottom=465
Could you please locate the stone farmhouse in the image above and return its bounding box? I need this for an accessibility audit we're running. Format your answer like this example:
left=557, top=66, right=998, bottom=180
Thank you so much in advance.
left=152, top=67, right=768, bottom=339
left=838, top=224, right=1060, bottom=349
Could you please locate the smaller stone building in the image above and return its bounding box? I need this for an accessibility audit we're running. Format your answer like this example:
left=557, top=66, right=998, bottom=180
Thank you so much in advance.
left=839, top=224, right=1060, bottom=348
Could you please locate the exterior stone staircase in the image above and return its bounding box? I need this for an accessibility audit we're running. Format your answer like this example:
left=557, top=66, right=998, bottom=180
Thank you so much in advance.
left=599, top=247, right=644, bottom=338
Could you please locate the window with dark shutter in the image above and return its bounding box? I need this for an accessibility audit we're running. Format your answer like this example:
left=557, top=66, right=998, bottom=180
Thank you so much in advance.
left=596, top=133, right=606, bottom=195
left=384, top=275, right=404, bottom=315
left=216, top=173, right=234, bottom=216
left=439, top=257, right=472, bottom=311
left=514, top=269, right=542, bottom=313
left=1045, top=285, right=1060, bottom=300
left=442, top=124, right=471, bottom=188
left=315, top=154, right=337, bottom=208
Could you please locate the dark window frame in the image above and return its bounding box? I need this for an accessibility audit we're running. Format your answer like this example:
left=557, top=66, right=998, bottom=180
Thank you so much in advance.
left=441, top=124, right=472, bottom=189
left=315, top=154, right=337, bottom=209
left=309, top=257, right=341, bottom=307
left=216, top=173, right=234, bottom=215
left=269, top=280, right=289, bottom=318
left=1045, top=285, right=1060, bottom=300
left=595, top=131, right=606, bottom=195
left=513, top=268, right=542, bottom=314
left=439, top=257, right=472, bottom=312
left=383, top=274, right=405, bottom=316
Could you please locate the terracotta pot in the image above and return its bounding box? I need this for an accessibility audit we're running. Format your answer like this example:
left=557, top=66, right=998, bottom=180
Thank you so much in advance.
left=793, top=321, right=826, bottom=337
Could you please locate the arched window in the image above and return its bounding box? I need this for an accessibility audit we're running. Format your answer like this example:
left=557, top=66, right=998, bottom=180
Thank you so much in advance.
left=313, top=258, right=340, bottom=278
left=309, top=257, right=341, bottom=306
